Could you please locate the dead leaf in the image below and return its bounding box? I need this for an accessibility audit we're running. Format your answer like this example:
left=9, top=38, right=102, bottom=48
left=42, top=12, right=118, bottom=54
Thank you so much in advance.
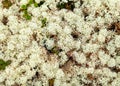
left=115, top=22, right=120, bottom=34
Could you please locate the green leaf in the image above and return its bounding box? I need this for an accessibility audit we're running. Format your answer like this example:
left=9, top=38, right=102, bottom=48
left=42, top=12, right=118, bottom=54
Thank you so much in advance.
left=0, top=59, right=11, bottom=70
left=23, top=13, right=32, bottom=20
left=21, top=5, right=27, bottom=10
left=57, top=2, right=66, bottom=10
left=41, top=18, right=47, bottom=27
left=22, top=10, right=32, bottom=20
left=34, top=2, right=38, bottom=7
left=0, top=59, right=6, bottom=65
left=28, top=0, right=34, bottom=5
left=24, top=10, right=28, bottom=14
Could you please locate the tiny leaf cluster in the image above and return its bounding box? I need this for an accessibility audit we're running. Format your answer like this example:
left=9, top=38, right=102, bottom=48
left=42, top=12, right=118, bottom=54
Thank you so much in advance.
left=21, top=0, right=45, bottom=20
left=0, top=59, right=12, bottom=70
left=41, top=18, right=47, bottom=27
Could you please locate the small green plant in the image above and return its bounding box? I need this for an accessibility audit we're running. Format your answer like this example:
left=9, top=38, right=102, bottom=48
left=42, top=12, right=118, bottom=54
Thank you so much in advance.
left=0, top=59, right=11, bottom=70
left=21, top=5, right=27, bottom=10
left=28, top=0, right=34, bottom=5
left=28, top=0, right=45, bottom=7
left=21, top=0, right=45, bottom=20
left=21, top=4, right=32, bottom=20
left=2, top=0, right=12, bottom=9
left=57, top=2, right=66, bottom=10
left=34, top=2, right=39, bottom=7
left=23, top=10, right=32, bottom=20
left=41, top=18, right=47, bottom=27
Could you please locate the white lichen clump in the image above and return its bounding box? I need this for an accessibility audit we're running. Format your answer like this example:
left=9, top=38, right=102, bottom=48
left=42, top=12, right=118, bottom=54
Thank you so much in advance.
left=0, top=0, right=120, bottom=86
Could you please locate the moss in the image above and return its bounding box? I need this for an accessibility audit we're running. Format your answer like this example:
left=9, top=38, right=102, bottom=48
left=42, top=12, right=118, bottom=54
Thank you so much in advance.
left=0, top=59, right=11, bottom=70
